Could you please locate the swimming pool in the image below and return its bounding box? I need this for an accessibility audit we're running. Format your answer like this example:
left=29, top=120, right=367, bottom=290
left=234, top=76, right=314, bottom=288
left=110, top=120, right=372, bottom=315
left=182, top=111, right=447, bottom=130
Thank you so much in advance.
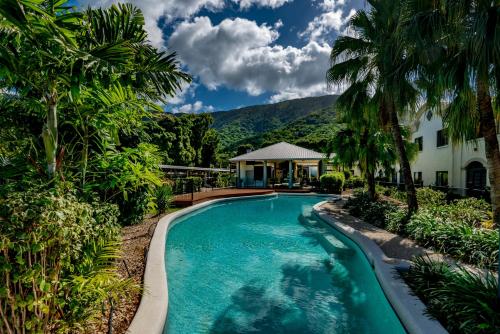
left=165, top=195, right=406, bottom=333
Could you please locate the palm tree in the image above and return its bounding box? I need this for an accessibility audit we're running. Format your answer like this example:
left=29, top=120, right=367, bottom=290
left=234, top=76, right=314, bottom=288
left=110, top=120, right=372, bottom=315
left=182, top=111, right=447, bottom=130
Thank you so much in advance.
left=401, top=0, right=500, bottom=296
left=327, top=0, right=420, bottom=213
left=0, top=1, right=190, bottom=178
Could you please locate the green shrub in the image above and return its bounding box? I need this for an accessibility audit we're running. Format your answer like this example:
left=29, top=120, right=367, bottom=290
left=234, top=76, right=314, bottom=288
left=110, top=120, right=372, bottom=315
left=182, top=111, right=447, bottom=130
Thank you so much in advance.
left=406, top=209, right=498, bottom=269
left=186, top=176, right=203, bottom=192
left=385, top=207, right=408, bottom=233
left=345, top=176, right=364, bottom=189
left=343, top=170, right=352, bottom=180
left=320, top=172, right=345, bottom=193
left=86, top=143, right=162, bottom=225
left=404, top=257, right=499, bottom=334
left=417, top=187, right=447, bottom=207
left=215, top=173, right=233, bottom=188
left=156, top=183, right=173, bottom=214
left=0, top=186, right=136, bottom=332
left=344, top=190, right=398, bottom=228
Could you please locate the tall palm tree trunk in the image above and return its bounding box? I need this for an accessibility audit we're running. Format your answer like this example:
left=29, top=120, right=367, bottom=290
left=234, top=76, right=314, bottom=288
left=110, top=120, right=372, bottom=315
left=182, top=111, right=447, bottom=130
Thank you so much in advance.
left=361, top=128, right=376, bottom=200
left=477, top=78, right=500, bottom=298
left=387, top=101, right=418, bottom=214
left=42, top=94, right=58, bottom=178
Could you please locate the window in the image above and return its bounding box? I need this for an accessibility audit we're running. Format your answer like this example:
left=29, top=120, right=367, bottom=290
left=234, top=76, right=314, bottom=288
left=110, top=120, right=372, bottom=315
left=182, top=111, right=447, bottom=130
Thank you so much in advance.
left=436, top=171, right=448, bottom=187
left=437, top=129, right=448, bottom=147
left=414, top=171, right=422, bottom=183
left=414, top=136, right=423, bottom=151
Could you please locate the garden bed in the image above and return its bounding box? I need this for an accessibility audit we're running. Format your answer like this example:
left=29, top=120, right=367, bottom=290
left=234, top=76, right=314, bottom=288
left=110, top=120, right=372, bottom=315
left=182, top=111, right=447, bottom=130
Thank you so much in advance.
left=88, top=210, right=179, bottom=334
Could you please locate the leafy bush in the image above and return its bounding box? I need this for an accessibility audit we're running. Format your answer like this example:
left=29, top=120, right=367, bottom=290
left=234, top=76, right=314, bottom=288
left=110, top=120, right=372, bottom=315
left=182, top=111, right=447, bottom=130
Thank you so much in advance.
left=404, top=257, right=499, bottom=334
left=406, top=209, right=498, bottom=269
left=345, top=176, right=364, bottom=189
left=417, top=187, right=447, bottom=207
left=343, top=170, right=352, bottom=180
left=86, top=143, right=163, bottom=225
left=215, top=173, right=233, bottom=188
left=344, top=190, right=399, bottom=228
left=385, top=207, right=408, bottom=233
left=155, top=182, right=173, bottom=214
left=320, top=172, right=345, bottom=193
left=187, top=176, right=203, bottom=192
left=0, top=186, right=136, bottom=332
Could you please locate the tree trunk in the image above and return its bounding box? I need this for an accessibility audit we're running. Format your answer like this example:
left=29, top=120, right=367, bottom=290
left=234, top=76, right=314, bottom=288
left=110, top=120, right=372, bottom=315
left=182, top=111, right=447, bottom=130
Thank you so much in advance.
left=360, top=127, right=377, bottom=200
left=366, top=169, right=376, bottom=200
left=477, top=78, right=500, bottom=298
left=42, top=94, right=58, bottom=178
left=387, top=101, right=418, bottom=214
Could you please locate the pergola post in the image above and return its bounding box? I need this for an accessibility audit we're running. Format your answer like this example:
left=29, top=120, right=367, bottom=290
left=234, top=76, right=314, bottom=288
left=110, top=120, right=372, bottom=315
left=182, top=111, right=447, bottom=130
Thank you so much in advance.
left=288, top=160, right=293, bottom=189
left=237, top=161, right=241, bottom=188
left=263, top=160, right=268, bottom=188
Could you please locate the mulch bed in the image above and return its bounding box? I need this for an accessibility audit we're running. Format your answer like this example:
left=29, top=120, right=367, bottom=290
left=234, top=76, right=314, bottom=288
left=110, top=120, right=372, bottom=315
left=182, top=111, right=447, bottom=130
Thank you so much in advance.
left=86, top=213, right=165, bottom=334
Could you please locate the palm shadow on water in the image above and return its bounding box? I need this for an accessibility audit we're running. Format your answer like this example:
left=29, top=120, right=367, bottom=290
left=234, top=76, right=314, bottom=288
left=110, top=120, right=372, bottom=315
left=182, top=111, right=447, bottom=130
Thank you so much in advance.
left=210, top=214, right=368, bottom=334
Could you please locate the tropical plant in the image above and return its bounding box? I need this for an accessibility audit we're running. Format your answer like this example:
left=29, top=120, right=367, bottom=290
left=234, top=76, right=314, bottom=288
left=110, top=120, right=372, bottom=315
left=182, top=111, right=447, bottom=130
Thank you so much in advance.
left=0, top=1, right=190, bottom=178
left=327, top=0, right=420, bottom=213
left=156, top=182, right=173, bottom=215
left=400, top=0, right=500, bottom=294
left=404, top=256, right=500, bottom=334
left=0, top=184, right=137, bottom=333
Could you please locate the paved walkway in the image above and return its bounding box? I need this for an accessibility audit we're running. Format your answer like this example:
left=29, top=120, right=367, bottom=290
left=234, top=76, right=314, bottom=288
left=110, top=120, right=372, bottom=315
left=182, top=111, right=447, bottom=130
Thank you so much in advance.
left=318, top=198, right=445, bottom=262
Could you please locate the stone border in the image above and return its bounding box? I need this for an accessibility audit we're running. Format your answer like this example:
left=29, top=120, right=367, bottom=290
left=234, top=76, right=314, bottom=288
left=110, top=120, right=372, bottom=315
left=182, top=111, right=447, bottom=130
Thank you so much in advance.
left=127, top=193, right=278, bottom=334
left=312, top=201, right=448, bottom=334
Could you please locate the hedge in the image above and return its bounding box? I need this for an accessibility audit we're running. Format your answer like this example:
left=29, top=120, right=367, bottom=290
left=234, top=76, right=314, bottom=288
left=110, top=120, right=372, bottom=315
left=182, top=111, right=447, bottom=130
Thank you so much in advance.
left=320, top=172, right=345, bottom=194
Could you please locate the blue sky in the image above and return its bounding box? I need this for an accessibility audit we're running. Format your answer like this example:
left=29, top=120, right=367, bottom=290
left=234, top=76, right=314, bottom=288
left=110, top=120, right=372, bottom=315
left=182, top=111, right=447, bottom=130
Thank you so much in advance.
left=78, top=0, right=366, bottom=112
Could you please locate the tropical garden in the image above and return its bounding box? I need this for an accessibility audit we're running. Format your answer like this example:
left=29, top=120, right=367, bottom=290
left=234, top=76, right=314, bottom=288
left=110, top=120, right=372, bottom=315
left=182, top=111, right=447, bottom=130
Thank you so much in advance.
left=327, top=0, right=499, bottom=332
left=0, top=0, right=499, bottom=333
left=0, top=0, right=224, bottom=332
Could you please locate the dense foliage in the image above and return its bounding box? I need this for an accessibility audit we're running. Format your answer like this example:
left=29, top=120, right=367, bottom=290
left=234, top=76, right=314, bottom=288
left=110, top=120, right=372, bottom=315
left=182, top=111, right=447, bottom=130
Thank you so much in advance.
left=0, top=185, right=137, bottom=332
left=320, top=172, right=345, bottom=194
left=346, top=187, right=497, bottom=268
left=404, top=257, right=499, bottom=334
left=212, top=95, right=338, bottom=153
left=0, top=1, right=190, bottom=331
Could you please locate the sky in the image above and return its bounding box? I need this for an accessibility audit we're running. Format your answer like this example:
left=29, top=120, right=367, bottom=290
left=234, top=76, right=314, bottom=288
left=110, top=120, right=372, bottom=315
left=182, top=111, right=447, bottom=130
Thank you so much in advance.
left=77, top=0, right=367, bottom=112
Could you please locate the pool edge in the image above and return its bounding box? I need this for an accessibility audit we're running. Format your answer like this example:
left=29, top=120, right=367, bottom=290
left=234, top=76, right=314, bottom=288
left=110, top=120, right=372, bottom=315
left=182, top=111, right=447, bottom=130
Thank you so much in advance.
left=127, top=193, right=278, bottom=334
left=312, top=201, right=448, bottom=334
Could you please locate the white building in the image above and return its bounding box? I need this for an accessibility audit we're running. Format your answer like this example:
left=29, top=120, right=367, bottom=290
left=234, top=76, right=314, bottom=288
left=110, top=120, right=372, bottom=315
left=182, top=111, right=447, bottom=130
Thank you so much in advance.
left=399, top=109, right=495, bottom=196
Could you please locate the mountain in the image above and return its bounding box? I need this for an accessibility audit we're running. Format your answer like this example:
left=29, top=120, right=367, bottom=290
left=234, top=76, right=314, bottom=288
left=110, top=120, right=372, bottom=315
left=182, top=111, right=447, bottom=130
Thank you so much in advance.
left=211, top=95, right=338, bottom=153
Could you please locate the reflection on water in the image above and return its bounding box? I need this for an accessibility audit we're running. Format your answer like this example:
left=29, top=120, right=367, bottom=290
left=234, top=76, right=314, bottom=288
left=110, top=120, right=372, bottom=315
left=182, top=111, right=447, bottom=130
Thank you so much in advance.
left=165, top=196, right=405, bottom=334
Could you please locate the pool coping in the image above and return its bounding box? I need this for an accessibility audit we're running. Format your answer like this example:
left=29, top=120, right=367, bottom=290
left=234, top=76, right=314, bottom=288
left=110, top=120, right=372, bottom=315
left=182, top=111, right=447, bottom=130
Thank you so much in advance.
left=312, top=201, right=448, bottom=334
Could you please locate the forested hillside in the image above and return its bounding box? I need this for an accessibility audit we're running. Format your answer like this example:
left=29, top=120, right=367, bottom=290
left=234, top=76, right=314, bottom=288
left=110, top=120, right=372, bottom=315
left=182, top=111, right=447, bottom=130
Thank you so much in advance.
left=211, top=95, right=338, bottom=153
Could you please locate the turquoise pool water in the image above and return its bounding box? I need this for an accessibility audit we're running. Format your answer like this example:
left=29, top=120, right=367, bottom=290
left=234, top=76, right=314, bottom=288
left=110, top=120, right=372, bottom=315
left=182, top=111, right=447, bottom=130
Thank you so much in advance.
left=165, top=195, right=406, bottom=334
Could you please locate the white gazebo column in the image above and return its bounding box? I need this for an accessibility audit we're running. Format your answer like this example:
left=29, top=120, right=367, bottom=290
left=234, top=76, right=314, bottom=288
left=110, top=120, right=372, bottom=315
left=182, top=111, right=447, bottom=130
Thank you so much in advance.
left=263, top=160, right=268, bottom=188
left=288, top=160, right=293, bottom=189
left=237, top=161, right=241, bottom=188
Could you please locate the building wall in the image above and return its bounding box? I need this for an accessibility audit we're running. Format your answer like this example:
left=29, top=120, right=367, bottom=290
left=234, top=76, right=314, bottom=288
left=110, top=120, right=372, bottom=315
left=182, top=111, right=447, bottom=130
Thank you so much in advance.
left=405, top=111, right=496, bottom=193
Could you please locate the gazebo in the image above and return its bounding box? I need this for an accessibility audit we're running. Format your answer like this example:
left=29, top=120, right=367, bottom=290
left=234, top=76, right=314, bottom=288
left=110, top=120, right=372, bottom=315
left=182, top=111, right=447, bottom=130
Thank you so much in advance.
left=230, top=142, right=327, bottom=189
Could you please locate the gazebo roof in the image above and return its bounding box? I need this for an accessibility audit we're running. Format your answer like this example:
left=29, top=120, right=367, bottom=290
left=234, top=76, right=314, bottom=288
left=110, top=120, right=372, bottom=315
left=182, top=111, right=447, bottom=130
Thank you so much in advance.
left=229, top=142, right=325, bottom=162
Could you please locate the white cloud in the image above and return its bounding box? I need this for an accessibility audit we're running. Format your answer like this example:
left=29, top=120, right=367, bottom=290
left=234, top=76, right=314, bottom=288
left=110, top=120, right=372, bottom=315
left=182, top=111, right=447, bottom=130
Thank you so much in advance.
left=299, top=8, right=356, bottom=42
left=81, top=0, right=291, bottom=47
left=171, top=100, right=215, bottom=113
left=233, top=0, right=291, bottom=10
left=318, top=0, right=345, bottom=11
left=168, top=16, right=336, bottom=102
